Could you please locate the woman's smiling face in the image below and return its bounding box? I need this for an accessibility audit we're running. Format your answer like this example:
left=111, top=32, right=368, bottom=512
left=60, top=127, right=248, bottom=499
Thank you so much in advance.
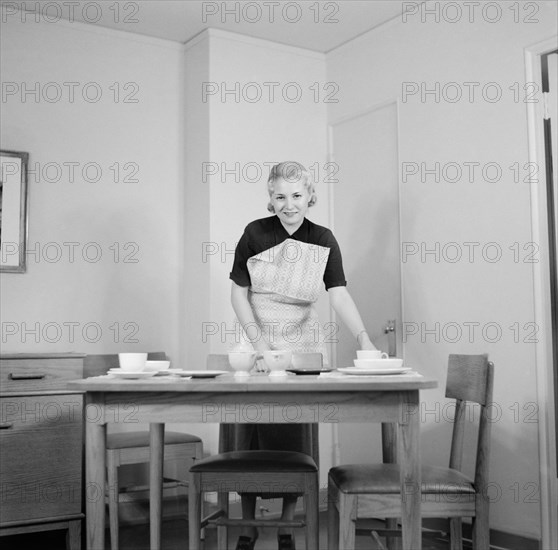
left=270, top=177, right=310, bottom=234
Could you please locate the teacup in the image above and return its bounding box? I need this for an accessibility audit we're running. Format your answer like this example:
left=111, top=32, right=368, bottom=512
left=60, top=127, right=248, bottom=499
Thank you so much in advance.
left=263, top=350, right=292, bottom=376
left=228, top=352, right=258, bottom=376
left=356, top=350, right=389, bottom=360
left=118, top=352, right=148, bottom=371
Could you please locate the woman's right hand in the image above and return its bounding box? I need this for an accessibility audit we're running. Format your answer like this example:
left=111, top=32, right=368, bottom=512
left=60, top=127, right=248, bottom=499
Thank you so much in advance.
left=253, top=344, right=271, bottom=372
left=254, top=357, right=268, bottom=373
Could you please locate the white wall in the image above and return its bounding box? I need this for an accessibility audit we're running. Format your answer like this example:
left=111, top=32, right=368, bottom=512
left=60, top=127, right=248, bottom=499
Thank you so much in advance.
left=327, top=4, right=558, bottom=539
left=0, top=18, right=185, bottom=362
left=182, top=30, right=331, bottom=364
left=206, top=30, right=330, bottom=356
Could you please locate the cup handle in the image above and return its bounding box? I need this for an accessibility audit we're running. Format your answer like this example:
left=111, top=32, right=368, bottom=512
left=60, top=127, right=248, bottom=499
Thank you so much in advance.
left=381, top=352, right=389, bottom=359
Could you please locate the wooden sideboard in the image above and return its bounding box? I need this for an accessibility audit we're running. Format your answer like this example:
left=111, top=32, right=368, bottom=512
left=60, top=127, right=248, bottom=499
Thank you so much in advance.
left=0, top=353, right=85, bottom=549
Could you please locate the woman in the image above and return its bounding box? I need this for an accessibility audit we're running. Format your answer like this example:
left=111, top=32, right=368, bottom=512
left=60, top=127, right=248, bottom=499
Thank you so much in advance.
left=229, top=161, right=378, bottom=550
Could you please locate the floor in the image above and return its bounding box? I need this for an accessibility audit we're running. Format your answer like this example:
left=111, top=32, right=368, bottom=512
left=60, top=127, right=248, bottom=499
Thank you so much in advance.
left=0, top=513, right=464, bottom=550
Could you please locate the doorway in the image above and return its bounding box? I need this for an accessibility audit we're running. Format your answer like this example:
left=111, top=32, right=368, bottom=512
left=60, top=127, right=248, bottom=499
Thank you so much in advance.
left=526, top=38, right=558, bottom=550
left=329, top=102, right=402, bottom=464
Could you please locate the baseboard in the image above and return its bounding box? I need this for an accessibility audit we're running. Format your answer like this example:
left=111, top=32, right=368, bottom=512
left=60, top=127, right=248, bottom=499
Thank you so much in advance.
left=485, top=528, right=541, bottom=550
left=116, top=493, right=541, bottom=550
left=420, top=518, right=541, bottom=550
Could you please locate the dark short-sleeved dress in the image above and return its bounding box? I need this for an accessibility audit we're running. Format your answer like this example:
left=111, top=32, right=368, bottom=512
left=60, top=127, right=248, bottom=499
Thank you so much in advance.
left=229, top=215, right=347, bottom=454
left=230, top=215, right=346, bottom=291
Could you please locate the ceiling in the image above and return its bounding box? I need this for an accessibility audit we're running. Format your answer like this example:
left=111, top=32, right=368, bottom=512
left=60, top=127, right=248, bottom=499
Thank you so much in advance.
left=4, top=0, right=406, bottom=53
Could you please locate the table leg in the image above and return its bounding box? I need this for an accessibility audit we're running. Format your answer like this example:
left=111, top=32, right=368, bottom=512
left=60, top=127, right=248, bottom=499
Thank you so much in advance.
left=150, top=423, right=164, bottom=550
left=399, top=391, right=421, bottom=550
left=85, top=397, right=106, bottom=550
left=382, top=423, right=400, bottom=550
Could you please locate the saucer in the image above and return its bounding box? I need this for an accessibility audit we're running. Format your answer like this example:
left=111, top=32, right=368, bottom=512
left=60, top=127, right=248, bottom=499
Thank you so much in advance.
left=233, top=371, right=251, bottom=378
left=287, top=367, right=333, bottom=375
left=338, top=367, right=412, bottom=376
left=167, top=369, right=228, bottom=378
left=108, top=369, right=157, bottom=379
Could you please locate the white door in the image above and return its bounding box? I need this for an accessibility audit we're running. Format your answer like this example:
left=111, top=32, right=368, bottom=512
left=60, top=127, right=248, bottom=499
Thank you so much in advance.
left=330, top=102, right=401, bottom=463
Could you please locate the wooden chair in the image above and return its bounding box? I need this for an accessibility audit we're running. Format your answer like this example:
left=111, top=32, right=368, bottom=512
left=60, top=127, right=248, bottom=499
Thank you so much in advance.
left=84, top=353, right=204, bottom=550
left=188, top=353, right=322, bottom=550
left=328, top=354, right=494, bottom=550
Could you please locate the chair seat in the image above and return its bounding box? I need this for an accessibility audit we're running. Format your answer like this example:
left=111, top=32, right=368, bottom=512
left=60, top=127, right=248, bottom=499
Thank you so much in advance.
left=190, top=450, right=318, bottom=473
left=107, top=431, right=202, bottom=449
left=329, top=463, right=475, bottom=494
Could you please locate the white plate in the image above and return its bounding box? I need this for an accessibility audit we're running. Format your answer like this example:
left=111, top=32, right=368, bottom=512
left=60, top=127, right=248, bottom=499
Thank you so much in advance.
left=268, top=370, right=289, bottom=377
left=109, top=368, right=148, bottom=373
left=109, top=371, right=157, bottom=379
left=167, top=370, right=229, bottom=378
left=338, top=367, right=412, bottom=376
left=109, top=367, right=164, bottom=375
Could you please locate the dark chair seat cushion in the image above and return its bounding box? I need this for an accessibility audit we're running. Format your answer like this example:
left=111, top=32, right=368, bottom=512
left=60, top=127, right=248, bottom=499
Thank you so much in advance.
left=190, top=450, right=318, bottom=473
left=107, top=431, right=202, bottom=449
left=329, top=464, right=475, bottom=494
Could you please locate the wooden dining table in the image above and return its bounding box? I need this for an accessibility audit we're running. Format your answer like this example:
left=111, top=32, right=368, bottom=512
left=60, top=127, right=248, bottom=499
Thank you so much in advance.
left=69, top=369, right=437, bottom=550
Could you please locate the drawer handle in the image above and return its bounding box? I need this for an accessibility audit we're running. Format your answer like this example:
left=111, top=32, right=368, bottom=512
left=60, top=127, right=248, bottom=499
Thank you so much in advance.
left=0, top=422, right=14, bottom=429
left=8, top=373, right=47, bottom=380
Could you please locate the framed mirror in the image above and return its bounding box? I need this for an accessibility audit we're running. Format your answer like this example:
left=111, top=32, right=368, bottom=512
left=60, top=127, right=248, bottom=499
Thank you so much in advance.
left=0, top=150, right=29, bottom=273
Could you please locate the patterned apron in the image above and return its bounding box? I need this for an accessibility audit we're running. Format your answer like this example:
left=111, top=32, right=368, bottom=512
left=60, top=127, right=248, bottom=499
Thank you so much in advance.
left=246, top=238, right=330, bottom=361
left=232, top=238, right=330, bottom=455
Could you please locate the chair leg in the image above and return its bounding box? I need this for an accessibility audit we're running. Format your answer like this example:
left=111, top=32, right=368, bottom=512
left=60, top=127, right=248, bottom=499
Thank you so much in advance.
left=449, top=517, right=463, bottom=550
left=107, top=453, right=119, bottom=550
left=385, top=519, right=401, bottom=550
left=188, top=473, right=202, bottom=550
left=371, top=531, right=388, bottom=550
left=66, top=519, right=81, bottom=550
left=217, top=491, right=229, bottom=550
left=327, top=479, right=340, bottom=550
left=193, top=442, right=206, bottom=542
left=304, top=474, right=319, bottom=550
left=338, top=491, right=357, bottom=550
left=472, top=495, right=490, bottom=550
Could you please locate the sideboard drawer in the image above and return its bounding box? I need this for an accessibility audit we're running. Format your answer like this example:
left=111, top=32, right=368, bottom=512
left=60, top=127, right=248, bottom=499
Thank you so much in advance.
left=0, top=394, right=83, bottom=524
left=0, top=357, right=83, bottom=394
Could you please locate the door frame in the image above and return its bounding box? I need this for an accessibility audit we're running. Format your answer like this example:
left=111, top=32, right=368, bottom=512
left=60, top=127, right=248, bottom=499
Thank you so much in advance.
left=525, top=35, right=558, bottom=550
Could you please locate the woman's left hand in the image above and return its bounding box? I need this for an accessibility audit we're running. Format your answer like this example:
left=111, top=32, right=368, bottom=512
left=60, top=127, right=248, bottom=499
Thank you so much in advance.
left=358, top=332, right=377, bottom=350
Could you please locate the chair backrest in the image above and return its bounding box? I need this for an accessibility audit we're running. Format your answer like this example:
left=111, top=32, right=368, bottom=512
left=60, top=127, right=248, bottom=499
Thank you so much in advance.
left=207, top=354, right=231, bottom=370
left=445, top=354, right=494, bottom=491
left=84, top=352, right=167, bottom=377
left=208, top=353, right=320, bottom=467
